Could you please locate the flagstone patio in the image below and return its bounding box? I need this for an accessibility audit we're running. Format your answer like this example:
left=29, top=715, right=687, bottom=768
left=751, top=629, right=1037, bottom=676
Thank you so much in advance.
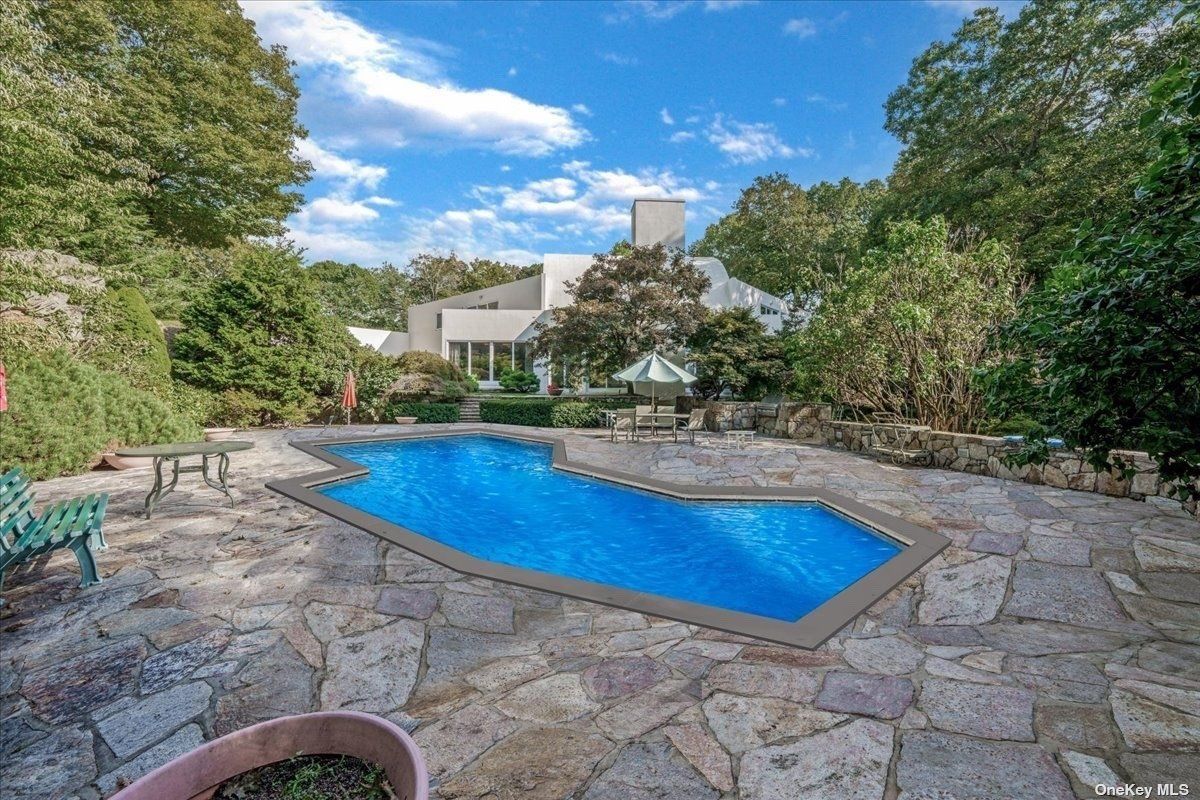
left=2, top=424, right=1199, bottom=799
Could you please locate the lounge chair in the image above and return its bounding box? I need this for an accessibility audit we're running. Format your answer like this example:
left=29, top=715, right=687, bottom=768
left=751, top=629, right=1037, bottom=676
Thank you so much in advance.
left=0, top=468, right=107, bottom=603
left=684, top=409, right=708, bottom=445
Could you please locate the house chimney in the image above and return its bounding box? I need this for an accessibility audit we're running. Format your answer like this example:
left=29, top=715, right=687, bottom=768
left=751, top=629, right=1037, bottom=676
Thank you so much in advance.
left=631, top=198, right=685, bottom=250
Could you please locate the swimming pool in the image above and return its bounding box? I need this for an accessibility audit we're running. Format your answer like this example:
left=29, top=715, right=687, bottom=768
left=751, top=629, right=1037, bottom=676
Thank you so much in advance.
left=270, top=430, right=948, bottom=647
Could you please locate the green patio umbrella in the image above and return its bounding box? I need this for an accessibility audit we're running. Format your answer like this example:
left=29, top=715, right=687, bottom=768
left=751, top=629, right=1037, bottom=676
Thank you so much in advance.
left=612, top=352, right=697, bottom=410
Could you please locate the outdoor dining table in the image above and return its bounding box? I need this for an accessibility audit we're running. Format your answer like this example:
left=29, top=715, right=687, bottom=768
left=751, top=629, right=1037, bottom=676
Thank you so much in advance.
left=645, top=412, right=690, bottom=441
left=114, top=440, right=254, bottom=518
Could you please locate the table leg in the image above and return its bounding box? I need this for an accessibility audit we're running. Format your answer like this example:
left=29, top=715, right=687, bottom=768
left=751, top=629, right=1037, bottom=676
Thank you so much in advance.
left=144, top=457, right=180, bottom=519
left=201, top=453, right=236, bottom=506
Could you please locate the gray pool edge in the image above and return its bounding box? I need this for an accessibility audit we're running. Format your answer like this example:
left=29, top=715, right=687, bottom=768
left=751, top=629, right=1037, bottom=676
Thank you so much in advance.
left=266, top=426, right=950, bottom=649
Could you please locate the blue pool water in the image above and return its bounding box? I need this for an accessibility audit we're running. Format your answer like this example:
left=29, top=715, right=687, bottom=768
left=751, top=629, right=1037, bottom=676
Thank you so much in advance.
left=319, top=435, right=901, bottom=622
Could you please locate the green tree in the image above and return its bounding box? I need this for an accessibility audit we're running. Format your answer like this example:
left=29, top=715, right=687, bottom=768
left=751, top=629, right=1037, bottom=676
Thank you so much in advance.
left=985, top=42, right=1200, bottom=498
left=37, top=0, right=309, bottom=247
left=531, top=244, right=711, bottom=382
left=0, top=0, right=148, bottom=261
left=794, top=216, right=1019, bottom=432
left=172, top=245, right=357, bottom=424
left=687, top=308, right=789, bottom=400
left=692, top=175, right=886, bottom=310
left=881, top=0, right=1196, bottom=276
left=406, top=252, right=539, bottom=304
left=308, top=260, right=411, bottom=329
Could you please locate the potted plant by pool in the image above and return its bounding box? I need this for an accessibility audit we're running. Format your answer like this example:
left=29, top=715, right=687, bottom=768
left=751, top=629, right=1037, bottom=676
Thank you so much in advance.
left=203, top=427, right=239, bottom=441
left=547, top=382, right=563, bottom=396
left=111, top=711, right=428, bottom=800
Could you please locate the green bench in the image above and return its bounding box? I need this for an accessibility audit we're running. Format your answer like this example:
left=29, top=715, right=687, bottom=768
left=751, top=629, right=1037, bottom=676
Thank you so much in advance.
left=1, top=468, right=107, bottom=603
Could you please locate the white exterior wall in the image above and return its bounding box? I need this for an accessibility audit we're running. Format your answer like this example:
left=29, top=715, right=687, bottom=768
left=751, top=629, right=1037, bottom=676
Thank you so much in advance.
left=406, top=273, right=542, bottom=355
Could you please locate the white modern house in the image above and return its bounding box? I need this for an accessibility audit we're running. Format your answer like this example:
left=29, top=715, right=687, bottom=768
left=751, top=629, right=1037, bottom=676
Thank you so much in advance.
left=350, top=199, right=789, bottom=392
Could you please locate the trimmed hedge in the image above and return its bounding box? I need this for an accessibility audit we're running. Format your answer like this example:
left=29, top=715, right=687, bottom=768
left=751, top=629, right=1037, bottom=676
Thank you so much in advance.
left=384, top=401, right=460, bottom=424
left=1, top=351, right=202, bottom=479
left=479, top=397, right=646, bottom=428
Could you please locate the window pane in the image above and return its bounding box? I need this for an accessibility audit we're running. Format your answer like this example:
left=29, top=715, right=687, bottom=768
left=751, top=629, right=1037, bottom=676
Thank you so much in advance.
left=470, top=342, right=490, bottom=381
left=513, top=342, right=532, bottom=373
left=490, top=342, right=513, bottom=375
left=448, top=342, right=468, bottom=373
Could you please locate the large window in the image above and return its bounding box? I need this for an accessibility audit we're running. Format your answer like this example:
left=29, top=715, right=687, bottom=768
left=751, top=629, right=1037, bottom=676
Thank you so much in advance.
left=448, top=341, right=534, bottom=382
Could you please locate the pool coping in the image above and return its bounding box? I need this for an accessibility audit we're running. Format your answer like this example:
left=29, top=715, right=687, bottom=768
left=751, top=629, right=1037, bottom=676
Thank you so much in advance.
left=267, top=427, right=950, bottom=649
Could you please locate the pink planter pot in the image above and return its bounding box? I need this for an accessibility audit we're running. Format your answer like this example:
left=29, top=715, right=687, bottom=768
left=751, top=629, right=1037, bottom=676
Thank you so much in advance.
left=111, top=711, right=428, bottom=800
left=102, top=453, right=155, bottom=470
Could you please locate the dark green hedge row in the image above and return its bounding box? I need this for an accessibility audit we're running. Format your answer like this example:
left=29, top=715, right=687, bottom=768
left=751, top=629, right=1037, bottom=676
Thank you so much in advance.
left=479, top=397, right=650, bottom=428
left=383, top=401, right=460, bottom=424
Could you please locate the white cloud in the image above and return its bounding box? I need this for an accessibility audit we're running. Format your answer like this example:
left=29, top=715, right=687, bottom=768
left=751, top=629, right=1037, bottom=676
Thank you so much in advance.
left=572, top=103, right=593, bottom=116
left=705, top=115, right=811, bottom=164
left=598, top=51, right=639, bottom=66
left=805, top=93, right=848, bottom=111
left=704, top=0, right=758, bottom=10
left=507, top=66, right=518, bottom=77
left=242, top=0, right=587, bottom=156
left=782, top=18, right=817, bottom=39
left=660, top=107, right=675, bottom=125
left=365, top=196, right=400, bottom=207
left=668, top=130, right=696, bottom=143
left=772, top=97, right=787, bottom=107
left=295, top=138, right=387, bottom=190
left=304, top=196, right=380, bottom=225
left=924, top=0, right=1025, bottom=15
left=606, top=1, right=693, bottom=23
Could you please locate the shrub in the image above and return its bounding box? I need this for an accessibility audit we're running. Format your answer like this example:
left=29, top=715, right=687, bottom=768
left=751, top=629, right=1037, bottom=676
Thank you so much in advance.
left=479, top=397, right=622, bottom=428
left=0, top=351, right=201, bottom=479
left=498, top=368, right=539, bottom=393
left=87, top=286, right=172, bottom=394
left=549, top=402, right=602, bottom=428
left=172, top=244, right=357, bottom=425
left=386, top=351, right=471, bottom=402
left=383, top=400, right=460, bottom=424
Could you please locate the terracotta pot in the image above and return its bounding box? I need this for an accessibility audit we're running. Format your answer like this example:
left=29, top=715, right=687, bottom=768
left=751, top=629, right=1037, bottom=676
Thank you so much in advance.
left=394, top=416, right=419, bottom=425
left=102, top=453, right=155, bottom=470
left=111, top=711, right=428, bottom=800
left=203, top=427, right=239, bottom=441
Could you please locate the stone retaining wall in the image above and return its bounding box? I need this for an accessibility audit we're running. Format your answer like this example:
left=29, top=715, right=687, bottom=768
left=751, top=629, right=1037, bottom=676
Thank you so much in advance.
left=677, top=398, right=1196, bottom=514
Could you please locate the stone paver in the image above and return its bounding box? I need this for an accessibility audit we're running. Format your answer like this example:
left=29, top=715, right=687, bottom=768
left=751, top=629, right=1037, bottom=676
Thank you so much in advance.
left=1, top=424, right=1197, bottom=799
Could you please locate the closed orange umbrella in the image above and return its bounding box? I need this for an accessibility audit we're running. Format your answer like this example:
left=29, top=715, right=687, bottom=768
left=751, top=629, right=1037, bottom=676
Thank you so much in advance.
left=340, top=371, right=357, bottom=425
left=0, top=361, right=7, bottom=413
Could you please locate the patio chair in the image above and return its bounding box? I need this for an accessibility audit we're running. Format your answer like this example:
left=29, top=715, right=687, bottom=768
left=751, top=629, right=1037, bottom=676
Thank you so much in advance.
left=611, top=409, right=637, bottom=442
left=0, top=468, right=107, bottom=603
left=684, top=409, right=708, bottom=445
left=635, top=405, right=675, bottom=438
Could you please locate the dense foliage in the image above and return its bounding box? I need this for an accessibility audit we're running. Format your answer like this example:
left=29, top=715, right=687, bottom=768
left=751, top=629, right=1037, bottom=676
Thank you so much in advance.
left=406, top=253, right=540, bottom=305
left=498, top=368, right=540, bottom=393
left=382, top=401, right=460, bottom=425
left=35, top=0, right=309, bottom=249
left=687, top=309, right=789, bottom=400
left=308, top=261, right=411, bottom=330
left=478, top=397, right=635, bottom=428
left=0, top=351, right=201, bottom=479
left=793, top=217, right=1018, bottom=432
left=692, top=175, right=886, bottom=310
left=531, top=244, right=710, bottom=384
left=881, top=0, right=1195, bottom=277
left=172, top=245, right=358, bottom=425
left=986, top=43, right=1200, bottom=496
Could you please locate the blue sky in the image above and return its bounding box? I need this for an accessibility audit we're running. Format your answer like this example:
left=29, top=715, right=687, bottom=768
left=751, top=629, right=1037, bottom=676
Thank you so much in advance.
left=240, top=1, right=1019, bottom=267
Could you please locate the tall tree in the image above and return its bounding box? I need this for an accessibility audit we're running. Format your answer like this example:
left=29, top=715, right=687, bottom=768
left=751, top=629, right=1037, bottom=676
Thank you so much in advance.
left=985, top=33, right=1200, bottom=499
left=37, top=0, right=310, bottom=248
left=308, top=260, right=411, bottom=330
left=692, top=175, right=886, bottom=311
left=794, top=216, right=1019, bottom=432
left=687, top=308, right=790, bottom=400
left=531, top=245, right=711, bottom=381
left=406, top=252, right=540, bottom=304
left=882, top=0, right=1195, bottom=276
left=0, top=0, right=148, bottom=261
left=172, top=245, right=356, bottom=424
